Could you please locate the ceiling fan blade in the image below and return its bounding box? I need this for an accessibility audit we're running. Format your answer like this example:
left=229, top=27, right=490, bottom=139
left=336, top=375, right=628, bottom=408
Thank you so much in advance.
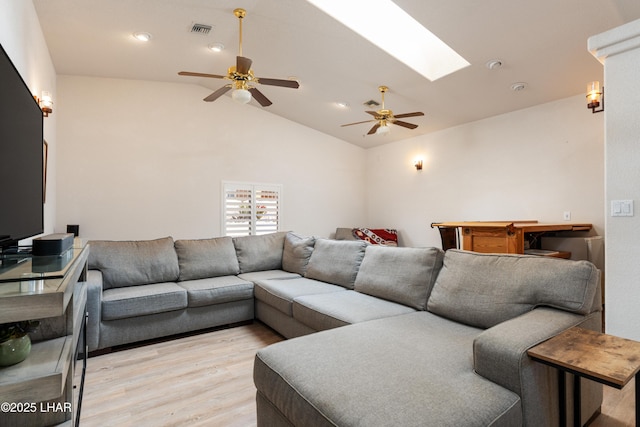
left=341, top=119, right=376, bottom=127
left=236, top=56, right=252, bottom=75
left=256, top=78, right=300, bottom=89
left=179, top=71, right=227, bottom=79
left=365, top=110, right=379, bottom=117
left=391, top=120, right=418, bottom=130
left=203, top=85, right=232, bottom=102
left=248, top=87, right=272, bottom=107
left=393, top=112, right=425, bottom=119
left=367, top=123, right=381, bottom=135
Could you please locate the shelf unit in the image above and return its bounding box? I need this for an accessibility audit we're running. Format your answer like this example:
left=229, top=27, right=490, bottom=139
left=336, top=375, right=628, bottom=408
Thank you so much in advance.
left=0, top=243, right=89, bottom=427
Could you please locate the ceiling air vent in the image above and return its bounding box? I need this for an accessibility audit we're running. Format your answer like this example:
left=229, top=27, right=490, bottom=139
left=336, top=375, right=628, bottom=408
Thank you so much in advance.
left=363, top=99, right=380, bottom=107
left=190, top=23, right=212, bottom=35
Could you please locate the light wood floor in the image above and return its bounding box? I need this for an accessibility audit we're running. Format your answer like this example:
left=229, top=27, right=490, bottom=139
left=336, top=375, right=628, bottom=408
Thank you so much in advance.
left=81, top=322, right=634, bottom=426
left=80, top=322, right=282, bottom=427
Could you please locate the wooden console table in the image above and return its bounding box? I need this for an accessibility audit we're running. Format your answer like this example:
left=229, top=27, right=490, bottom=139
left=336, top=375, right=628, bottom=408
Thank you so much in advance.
left=527, top=327, right=640, bottom=427
left=431, top=221, right=592, bottom=255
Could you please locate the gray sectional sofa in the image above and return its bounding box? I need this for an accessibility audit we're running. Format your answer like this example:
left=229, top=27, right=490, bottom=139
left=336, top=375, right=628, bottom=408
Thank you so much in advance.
left=85, top=231, right=603, bottom=426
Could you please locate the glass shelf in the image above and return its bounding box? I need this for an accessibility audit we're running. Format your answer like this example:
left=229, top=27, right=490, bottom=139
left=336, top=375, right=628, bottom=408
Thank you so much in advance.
left=0, top=247, right=77, bottom=283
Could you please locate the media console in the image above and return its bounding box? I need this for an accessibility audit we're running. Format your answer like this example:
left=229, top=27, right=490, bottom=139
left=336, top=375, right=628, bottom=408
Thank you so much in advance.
left=0, top=242, right=89, bottom=427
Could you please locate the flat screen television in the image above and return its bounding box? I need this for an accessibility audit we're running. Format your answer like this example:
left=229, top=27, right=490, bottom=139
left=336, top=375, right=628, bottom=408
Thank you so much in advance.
left=0, top=43, right=44, bottom=253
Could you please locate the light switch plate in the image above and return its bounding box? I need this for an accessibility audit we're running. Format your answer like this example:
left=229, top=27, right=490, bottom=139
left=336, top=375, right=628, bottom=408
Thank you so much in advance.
left=611, top=200, right=634, bottom=217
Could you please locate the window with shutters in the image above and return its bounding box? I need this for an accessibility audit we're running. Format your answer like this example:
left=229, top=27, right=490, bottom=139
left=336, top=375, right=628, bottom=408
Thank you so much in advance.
left=222, top=182, right=281, bottom=237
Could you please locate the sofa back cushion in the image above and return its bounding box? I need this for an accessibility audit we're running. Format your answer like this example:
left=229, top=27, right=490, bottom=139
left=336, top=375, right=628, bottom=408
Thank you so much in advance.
left=233, top=231, right=287, bottom=273
left=305, top=239, right=367, bottom=289
left=282, top=232, right=316, bottom=275
left=174, top=237, right=240, bottom=281
left=427, top=250, right=600, bottom=329
left=88, top=237, right=179, bottom=289
left=355, top=246, right=444, bottom=310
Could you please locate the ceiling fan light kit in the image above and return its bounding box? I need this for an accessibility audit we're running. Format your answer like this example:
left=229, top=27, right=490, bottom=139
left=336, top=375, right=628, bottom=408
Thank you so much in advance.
left=231, top=88, right=252, bottom=104
left=178, top=8, right=299, bottom=107
left=376, top=122, right=390, bottom=135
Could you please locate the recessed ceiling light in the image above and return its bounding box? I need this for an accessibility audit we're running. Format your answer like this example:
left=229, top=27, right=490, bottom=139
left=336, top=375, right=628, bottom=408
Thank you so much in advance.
left=132, top=32, right=152, bottom=42
left=305, top=0, right=469, bottom=81
left=486, top=59, right=503, bottom=70
left=208, top=43, right=225, bottom=52
left=510, top=82, right=527, bottom=92
left=335, top=101, right=350, bottom=108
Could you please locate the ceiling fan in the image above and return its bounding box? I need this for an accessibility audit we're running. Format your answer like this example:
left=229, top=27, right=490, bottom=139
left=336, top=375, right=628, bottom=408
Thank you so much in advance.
left=178, top=8, right=299, bottom=106
left=341, top=86, right=424, bottom=135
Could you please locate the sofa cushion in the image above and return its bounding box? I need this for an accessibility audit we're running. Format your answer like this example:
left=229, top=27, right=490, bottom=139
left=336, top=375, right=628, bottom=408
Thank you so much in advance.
left=282, top=232, right=315, bottom=275
left=237, top=270, right=300, bottom=282
left=174, top=237, right=240, bottom=281
left=233, top=232, right=287, bottom=273
left=304, top=239, right=367, bottom=289
left=254, top=277, right=346, bottom=316
left=427, top=250, right=600, bottom=329
left=177, top=276, right=253, bottom=308
left=102, top=282, right=187, bottom=320
left=293, top=290, right=415, bottom=331
left=355, top=246, right=444, bottom=310
left=88, top=237, right=179, bottom=289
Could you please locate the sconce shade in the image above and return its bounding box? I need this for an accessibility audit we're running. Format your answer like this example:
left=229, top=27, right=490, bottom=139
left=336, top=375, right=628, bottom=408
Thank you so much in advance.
left=36, top=91, right=53, bottom=117
left=232, top=88, right=252, bottom=104
left=586, top=81, right=603, bottom=113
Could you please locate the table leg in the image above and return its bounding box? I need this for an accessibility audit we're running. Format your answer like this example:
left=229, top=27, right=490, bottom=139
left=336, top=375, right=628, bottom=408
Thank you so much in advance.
left=559, top=370, right=566, bottom=427
left=633, top=372, right=640, bottom=426
left=574, top=375, right=581, bottom=427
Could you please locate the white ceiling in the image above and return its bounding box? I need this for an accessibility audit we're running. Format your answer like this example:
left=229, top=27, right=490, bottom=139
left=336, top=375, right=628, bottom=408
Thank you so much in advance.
left=32, top=0, right=640, bottom=148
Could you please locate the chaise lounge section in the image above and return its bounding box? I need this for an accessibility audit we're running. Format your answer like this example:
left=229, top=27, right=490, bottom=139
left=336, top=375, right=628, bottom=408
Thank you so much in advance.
left=253, top=244, right=603, bottom=426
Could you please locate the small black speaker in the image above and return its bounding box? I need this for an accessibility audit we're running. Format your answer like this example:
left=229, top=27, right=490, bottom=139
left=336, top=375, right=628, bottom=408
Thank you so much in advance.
left=32, top=233, right=74, bottom=256
left=66, top=224, right=80, bottom=237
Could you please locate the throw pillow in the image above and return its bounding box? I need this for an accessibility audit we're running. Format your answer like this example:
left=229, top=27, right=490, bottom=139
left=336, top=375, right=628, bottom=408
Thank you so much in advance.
left=352, top=228, right=398, bottom=246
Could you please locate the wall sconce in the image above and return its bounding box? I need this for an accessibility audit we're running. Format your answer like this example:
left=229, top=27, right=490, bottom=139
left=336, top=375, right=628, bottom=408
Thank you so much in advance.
left=414, top=160, right=423, bottom=171
left=586, top=81, right=604, bottom=113
left=35, top=91, right=53, bottom=117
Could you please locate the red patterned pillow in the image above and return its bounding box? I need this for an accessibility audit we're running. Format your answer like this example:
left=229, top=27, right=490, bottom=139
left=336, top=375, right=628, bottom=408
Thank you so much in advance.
left=352, top=228, right=398, bottom=246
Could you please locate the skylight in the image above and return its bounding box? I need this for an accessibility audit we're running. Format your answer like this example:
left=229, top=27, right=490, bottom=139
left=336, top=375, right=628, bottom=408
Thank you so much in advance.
left=305, top=0, right=470, bottom=81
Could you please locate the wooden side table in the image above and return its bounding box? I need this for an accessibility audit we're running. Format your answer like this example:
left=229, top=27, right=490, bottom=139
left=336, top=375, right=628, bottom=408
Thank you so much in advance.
left=527, top=327, right=640, bottom=427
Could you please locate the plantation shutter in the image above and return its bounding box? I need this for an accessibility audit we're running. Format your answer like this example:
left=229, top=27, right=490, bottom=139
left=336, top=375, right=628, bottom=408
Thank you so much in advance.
left=223, top=182, right=281, bottom=237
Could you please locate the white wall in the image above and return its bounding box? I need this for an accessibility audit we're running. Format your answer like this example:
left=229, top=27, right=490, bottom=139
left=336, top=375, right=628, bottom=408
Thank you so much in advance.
left=365, top=94, right=604, bottom=248
left=0, top=0, right=57, bottom=240
left=55, top=76, right=366, bottom=240
left=589, top=19, right=640, bottom=340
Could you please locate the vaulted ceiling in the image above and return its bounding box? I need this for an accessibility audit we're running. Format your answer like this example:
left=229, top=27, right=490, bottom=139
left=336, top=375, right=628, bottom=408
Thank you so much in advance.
left=33, top=0, right=640, bottom=147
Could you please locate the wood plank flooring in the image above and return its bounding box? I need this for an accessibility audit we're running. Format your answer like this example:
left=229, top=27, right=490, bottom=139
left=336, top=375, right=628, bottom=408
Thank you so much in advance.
left=80, top=322, right=282, bottom=427
left=81, top=322, right=634, bottom=426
